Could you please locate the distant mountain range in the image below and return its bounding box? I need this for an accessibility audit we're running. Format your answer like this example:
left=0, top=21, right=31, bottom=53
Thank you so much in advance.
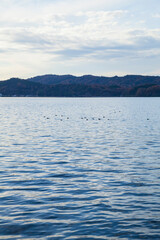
left=0, top=74, right=160, bottom=97
left=27, top=74, right=160, bottom=87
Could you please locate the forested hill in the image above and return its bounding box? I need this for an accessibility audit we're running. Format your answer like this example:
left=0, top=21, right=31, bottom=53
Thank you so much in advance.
left=27, top=74, right=160, bottom=87
left=0, top=74, right=160, bottom=97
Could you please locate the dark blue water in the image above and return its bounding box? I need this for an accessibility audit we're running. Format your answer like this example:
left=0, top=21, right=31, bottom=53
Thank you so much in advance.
left=0, top=97, right=160, bottom=239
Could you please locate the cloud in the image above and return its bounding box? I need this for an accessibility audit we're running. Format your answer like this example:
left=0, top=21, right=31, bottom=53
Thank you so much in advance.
left=153, top=14, right=160, bottom=18
left=0, top=0, right=160, bottom=78
left=1, top=9, right=160, bottom=54
left=0, top=10, right=127, bottom=50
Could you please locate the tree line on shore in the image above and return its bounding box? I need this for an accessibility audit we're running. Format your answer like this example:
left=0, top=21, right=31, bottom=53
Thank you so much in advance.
left=0, top=74, right=160, bottom=97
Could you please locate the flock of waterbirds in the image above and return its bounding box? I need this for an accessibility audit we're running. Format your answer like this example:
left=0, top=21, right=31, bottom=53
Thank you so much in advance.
left=43, top=115, right=110, bottom=121
left=43, top=111, right=150, bottom=122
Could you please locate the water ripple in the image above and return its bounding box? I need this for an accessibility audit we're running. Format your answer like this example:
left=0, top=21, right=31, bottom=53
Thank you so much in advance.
left=0, top=97, right=160, bottom=239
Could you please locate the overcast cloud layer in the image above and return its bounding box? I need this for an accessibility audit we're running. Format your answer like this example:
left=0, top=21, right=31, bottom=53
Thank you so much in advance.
left=0, top=0, right=160, bottom=79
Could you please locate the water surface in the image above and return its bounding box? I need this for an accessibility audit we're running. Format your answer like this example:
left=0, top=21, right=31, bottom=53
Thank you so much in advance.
left=0, top=97, right=160, bottom=239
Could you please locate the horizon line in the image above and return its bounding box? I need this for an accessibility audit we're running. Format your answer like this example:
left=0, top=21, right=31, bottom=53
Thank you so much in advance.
left=1, top=73, right=160, bottom=81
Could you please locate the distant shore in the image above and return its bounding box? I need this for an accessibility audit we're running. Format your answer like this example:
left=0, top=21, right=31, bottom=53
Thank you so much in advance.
left=0, top=74, right=160, bottom=97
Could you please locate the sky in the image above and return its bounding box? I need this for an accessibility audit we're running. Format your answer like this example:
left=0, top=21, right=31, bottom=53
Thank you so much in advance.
left=0, top=0, right=160, bottom=80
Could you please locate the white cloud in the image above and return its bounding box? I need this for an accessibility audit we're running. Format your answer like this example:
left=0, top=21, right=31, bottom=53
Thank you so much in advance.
left=0, top=0, right=160, bottom=79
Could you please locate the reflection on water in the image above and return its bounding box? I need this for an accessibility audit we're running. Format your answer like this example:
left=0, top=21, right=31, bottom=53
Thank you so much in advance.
left=0, top=97, right=160, bottom=239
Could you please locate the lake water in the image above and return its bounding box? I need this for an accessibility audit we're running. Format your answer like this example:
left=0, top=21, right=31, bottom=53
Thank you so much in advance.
left=0, top=97, right=160, bottom=239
